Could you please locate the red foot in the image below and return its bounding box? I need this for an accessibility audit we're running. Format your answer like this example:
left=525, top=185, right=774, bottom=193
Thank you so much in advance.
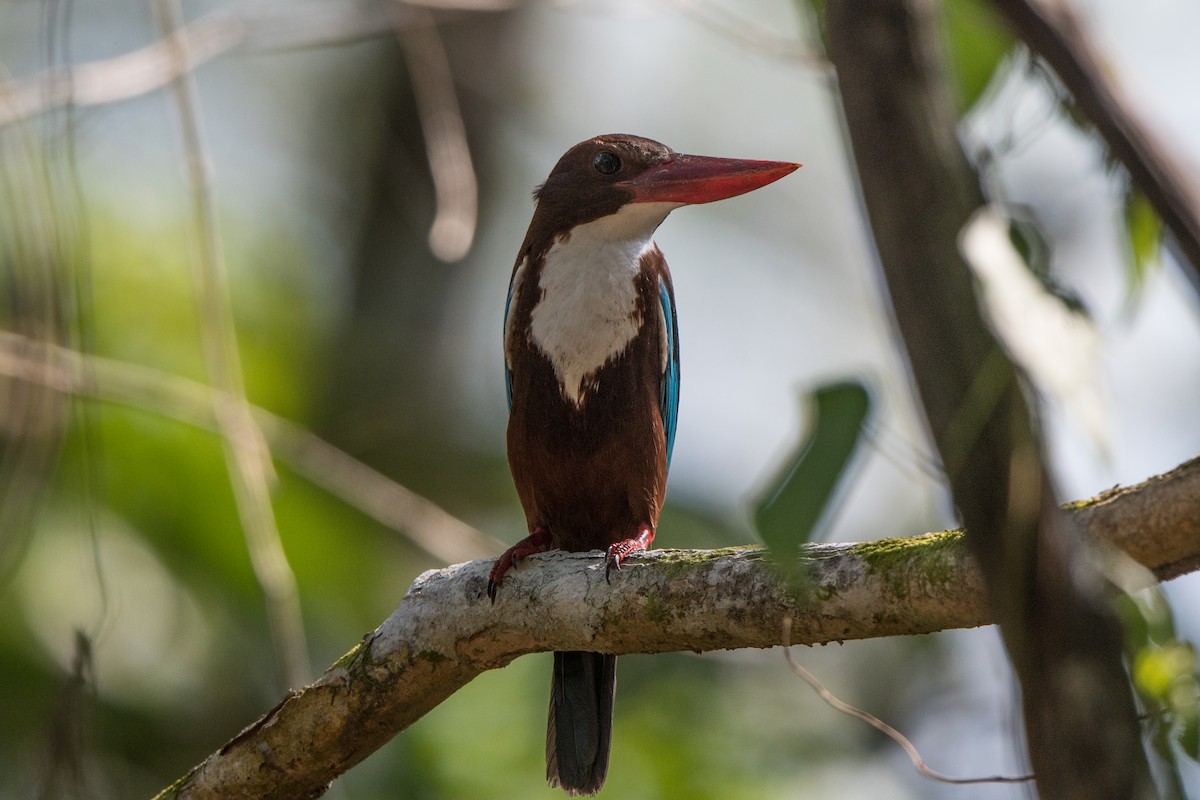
left=488, top=526, right=552, bottom=602
left=605, top=524, right=654, bottom=583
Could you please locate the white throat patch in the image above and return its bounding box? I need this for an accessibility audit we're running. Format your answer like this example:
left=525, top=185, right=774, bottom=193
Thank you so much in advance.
left=529, top=201, right=679, bottom=407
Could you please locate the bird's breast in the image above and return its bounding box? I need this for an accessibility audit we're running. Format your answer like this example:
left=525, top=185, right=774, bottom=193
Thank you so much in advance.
left=525, top=232, right=652, bottom=408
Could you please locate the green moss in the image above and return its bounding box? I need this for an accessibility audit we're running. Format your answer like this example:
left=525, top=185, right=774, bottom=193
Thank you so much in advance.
left=654, top=546, right=759, bottom=581
left=850, top=529, right=965, bottom=599
left=643, top=594, right=669, bottom=625
left=1060, top=481, right=1130, bottom=512
left=331, top=639, right=369, bottom=671
left=150, top=774, right=191, bottom=800
left=329, top=635, right=404, bottom=694
left=815, top=582, right=838, bottom=601
left=417, top=649, right=450, bottom=667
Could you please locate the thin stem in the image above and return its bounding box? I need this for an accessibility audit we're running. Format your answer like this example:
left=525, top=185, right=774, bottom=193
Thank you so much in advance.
left=781, top=617, right=1034, bottom=786
left=153, top=0, right=309, bottom=689
left=398, top=8, right=478, bottom=262
left=0, top=331, right=503, bottom=564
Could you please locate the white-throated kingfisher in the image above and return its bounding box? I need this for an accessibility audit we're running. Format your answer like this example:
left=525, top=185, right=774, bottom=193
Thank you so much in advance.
left=490, top=134, right=799, bottom=795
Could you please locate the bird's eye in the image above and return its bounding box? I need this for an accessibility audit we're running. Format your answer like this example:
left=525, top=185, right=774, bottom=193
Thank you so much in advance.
left=593, top=152, right=621, bottom=175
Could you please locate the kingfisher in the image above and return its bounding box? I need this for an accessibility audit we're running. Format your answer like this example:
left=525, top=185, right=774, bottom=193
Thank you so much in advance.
left=489, top=134, right=798, bottom=795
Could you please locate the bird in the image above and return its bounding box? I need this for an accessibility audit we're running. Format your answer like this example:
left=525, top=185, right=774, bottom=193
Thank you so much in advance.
left=489, top=134, right=799, bottom=795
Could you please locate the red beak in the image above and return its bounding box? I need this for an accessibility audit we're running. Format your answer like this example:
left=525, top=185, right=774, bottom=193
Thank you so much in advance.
left=618, top=154, right=800, bottom=205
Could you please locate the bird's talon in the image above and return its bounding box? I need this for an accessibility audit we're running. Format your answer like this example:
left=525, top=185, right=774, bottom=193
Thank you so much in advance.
left=487, top=526, right=552, bottom=603
left=602, top=527, right=654, bottom=585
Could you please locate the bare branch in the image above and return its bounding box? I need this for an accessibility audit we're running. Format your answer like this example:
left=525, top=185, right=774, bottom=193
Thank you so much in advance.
left=399, top=9, right=478, bottom=263
left=0, top=9, right=242, bottom=126
left=154, top=0, right=311, bottom=688
left=153, top=454, right=1200, bottom=799
left=662, top=0, right=830, bottom=70
left=0, top=0, right=513, bottom=128
left=781, top=618, right=1033, bottom=785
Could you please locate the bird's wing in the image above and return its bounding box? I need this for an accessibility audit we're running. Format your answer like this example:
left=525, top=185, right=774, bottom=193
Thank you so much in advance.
left=503, top=263, right=521, bottom=411
left=658, top=276, right=681, bottom=469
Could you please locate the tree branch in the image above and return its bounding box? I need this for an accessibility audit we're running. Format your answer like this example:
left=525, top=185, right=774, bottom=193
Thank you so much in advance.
left=0, top=0, right=513, bottom=128
left=826, top=1, right=1154, bottom=795
left=989, top=0, right=1200, bottom=290
left=154, top=454, right=1200, bottom=799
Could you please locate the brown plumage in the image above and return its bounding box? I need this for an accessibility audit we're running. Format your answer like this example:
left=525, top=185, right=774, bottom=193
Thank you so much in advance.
left=505, top=247, right=672, bottom=552
left=489, top=134, right=799, bottom=795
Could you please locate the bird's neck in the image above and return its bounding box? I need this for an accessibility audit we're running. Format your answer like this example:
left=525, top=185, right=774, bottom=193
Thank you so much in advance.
left=523, top=202, right=677, bottom=407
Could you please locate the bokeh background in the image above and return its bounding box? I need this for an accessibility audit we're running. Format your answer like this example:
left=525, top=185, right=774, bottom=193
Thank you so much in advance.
left=1, top=0, right=1198, bottom=797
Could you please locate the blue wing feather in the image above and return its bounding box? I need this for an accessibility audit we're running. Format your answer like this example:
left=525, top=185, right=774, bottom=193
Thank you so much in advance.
left=503, top=268, right=518, bottom=411
left=658, top=278, right=681, bottom=470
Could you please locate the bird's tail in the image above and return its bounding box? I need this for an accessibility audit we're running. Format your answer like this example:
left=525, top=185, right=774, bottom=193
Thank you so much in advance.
left=546, top=651, right=617, bottom=796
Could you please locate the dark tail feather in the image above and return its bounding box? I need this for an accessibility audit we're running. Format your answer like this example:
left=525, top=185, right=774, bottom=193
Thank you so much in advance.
left=546, top=651, right=617, bottom=796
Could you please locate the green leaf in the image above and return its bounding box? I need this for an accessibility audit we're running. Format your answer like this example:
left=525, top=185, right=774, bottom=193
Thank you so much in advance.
left=1133, top=643, right=1195, bottom=702
left=1122, top=589, right=1200, bottom=771
left=754, top=380, right=871, bottom=571
left=1122, top=186, right=1162, bottom=300
left=944, top=0, right=1015, bottom=112
left=1180, top=713, right=1200, bottom=761
left=1115, top=594, right=1152, bottom=654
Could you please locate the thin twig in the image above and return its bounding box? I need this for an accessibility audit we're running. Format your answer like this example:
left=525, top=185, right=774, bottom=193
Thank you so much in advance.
left=0, top=10, right=243, bottom=127
left=398, top=8, right=478, bottom=262
left=153, top=0, right=310, bottom=688
left=781, top=617, right=1034, bottom=786
left=266, top=424, right=504, bottom=562
left=0, top=88, right=72, bottom=580
left=0, top=0, right=513, bottom=128
left=0, top=331, right=502, bottom=565
left=663, top=0, right=830, bottom=71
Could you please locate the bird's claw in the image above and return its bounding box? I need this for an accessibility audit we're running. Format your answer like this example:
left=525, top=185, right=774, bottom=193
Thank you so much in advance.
left=487, top=526, right=552, bottom=603
left=604, top=551, right=622, bottom=584
left=604, top=526, right=654, bottom=585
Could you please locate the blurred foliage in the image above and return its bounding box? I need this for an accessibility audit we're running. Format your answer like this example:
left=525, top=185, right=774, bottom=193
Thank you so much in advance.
left=1004, top=211, right=1089, bottom=314
left=1007, top=47, right=1168, bottom=311
left=800, top=0, right=1013, bottom=112
left=1121, top=186, right=1164, bottom=303
left=797, top=0, right=829, bottom=53
left=1117, top=587, right=1200, bottom=800
left=754, top=381, right=871, bottom=575
left=943, top=0, right=1013, bottom=112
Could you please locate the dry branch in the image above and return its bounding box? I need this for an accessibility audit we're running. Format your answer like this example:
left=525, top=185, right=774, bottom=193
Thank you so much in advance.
left=155, top=0, right=310, bottom=688
left=154, top=454, right=1200, bottom=799
left=0, top=0, right=513, bottom=128
left=399, top=10, right=478, bottom=263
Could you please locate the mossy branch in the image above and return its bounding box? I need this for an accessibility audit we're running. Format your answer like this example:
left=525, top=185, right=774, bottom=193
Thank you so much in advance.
left=153, top=454, right=1200, bottom=799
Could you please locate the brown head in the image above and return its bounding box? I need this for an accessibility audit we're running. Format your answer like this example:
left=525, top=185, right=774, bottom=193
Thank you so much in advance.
left=523, top=134, right=800, bottom=249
